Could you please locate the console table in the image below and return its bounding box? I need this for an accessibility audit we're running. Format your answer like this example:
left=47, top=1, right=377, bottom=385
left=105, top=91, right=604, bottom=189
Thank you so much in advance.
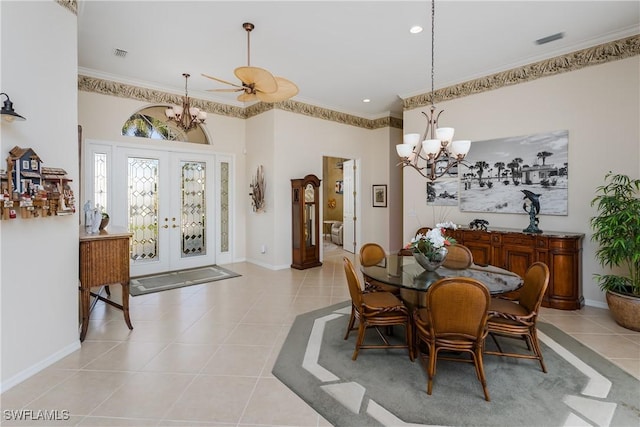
left=79, top=227, right=133, bottom=341
left=448, top=227, right=584, bottom=310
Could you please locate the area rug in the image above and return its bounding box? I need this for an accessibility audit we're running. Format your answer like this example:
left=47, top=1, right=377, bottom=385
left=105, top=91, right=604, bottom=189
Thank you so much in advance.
left=273, top=301, right=640, bottom=427
left=130, top=265, right=240, bottom=296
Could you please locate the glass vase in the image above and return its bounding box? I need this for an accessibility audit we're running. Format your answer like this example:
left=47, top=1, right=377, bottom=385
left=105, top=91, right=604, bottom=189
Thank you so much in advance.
left=413, top=247, right=448, bottom=271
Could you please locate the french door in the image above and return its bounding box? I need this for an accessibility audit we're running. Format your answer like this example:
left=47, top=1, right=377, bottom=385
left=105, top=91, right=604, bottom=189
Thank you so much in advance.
left=85, top=140, right=234, bottom=278
left=113, top=147, right=216, bottom=277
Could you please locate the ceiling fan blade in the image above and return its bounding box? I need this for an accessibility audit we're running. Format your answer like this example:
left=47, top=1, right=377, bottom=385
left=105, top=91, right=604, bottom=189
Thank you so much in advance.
left=256, top=77, right=299, bottom=102
left=201, top=73, right=242, bottom=88
left=207, top=88, right=243, bottom=93
left=237, top=92, right=258, bottom=102
left=234, top=66, right=278, bottom=93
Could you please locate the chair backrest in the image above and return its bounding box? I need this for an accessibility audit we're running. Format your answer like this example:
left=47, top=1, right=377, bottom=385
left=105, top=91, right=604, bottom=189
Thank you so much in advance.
left=427, top=277, right=490, bottom=340
left=343, top=257, right=363, bottom=306
left=415, top=227, right=430, bottom=237
left=443, top=244, right=473, bottom=269
left=359, top=243, right=386, bottom=267
left=518, top=262, right=550, bottom=314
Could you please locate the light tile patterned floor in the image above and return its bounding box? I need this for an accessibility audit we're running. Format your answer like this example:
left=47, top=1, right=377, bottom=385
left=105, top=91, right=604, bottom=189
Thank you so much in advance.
left=1, top=248, right=638, bottom=426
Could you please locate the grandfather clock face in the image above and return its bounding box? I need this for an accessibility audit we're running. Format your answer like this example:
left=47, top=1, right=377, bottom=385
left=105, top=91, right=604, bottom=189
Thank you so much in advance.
left=304, top=183, right=314, bottom=203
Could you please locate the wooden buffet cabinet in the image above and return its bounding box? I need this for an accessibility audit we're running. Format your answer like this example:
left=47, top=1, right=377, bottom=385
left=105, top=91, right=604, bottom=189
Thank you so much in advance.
left=448, top=227, right=584, bottom=310
left=79, top=227, right=133, bottom=341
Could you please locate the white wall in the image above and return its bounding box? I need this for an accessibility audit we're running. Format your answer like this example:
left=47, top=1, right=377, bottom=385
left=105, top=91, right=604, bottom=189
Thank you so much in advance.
left=1, top=1, right=80, bottom=390
left=402, top=57, right=640, bottom=307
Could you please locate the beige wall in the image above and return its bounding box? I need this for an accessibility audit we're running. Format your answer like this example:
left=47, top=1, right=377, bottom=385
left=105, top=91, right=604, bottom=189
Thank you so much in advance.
left=269, top=110, right=394, bottom=267
left=1, top=1, right=80, bottom=390
left=402, top=57, right=640, bottom=307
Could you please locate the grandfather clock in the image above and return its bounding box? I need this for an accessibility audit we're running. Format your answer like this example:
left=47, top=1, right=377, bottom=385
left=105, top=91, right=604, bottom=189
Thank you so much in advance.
left=291, top=174, right=322, bottom=269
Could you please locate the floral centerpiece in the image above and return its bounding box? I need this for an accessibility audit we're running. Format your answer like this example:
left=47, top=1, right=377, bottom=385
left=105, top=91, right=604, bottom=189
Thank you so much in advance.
left=406, top=222, right=457, bottom=271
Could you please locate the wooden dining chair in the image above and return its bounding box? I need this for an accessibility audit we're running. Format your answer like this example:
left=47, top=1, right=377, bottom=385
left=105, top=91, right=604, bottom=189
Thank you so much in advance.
left=343, top=257, right=413, bottom=361
left=414, top=277, right=491, bottom=401
left=359, top=243, right=400, bottom=294
left=485, top=262, right=550, bottom=372
left=442, top=244, right=473, bottom=269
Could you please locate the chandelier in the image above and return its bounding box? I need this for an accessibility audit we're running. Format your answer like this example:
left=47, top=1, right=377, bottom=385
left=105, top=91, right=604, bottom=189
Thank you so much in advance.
left=396, top=0, right=471, bottom=181
left=165, top=73, right=207, bottom=131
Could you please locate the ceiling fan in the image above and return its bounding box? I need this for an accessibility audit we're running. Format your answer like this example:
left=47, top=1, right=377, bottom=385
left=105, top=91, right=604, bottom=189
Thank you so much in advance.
left=202, top=22, right=298, bottom=103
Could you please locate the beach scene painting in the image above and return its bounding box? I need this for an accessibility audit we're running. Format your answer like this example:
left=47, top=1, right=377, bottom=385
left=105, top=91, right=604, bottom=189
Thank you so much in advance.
left=459, top=130, right=568, bottom=215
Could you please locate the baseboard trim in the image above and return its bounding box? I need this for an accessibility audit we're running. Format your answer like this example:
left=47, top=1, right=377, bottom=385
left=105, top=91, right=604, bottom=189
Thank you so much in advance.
left=584, top=299, right=608, bottom=309
left=0, top=340, right=81, bottom=393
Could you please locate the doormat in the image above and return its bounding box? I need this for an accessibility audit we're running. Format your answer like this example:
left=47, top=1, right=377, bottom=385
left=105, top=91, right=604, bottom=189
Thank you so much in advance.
left=273, top=301, right=640, bottom=427
left=130, top=265, right=241, bottom=296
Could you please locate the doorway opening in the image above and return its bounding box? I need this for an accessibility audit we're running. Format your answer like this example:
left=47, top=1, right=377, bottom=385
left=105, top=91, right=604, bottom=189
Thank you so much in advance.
left=322, top=156, right=358, bottom=254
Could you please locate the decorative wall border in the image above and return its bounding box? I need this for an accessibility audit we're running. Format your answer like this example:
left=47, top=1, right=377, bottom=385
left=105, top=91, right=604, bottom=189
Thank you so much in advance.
left=78, top=75, right=245, bottom=119
left=78, top=35, right=638, bottom=130
left=55, top=0, right=77, bottom=15
left=404, top=35, right=640, bottom=111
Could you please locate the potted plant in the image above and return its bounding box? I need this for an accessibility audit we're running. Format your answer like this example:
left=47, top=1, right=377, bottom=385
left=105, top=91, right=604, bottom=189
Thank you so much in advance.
left=590, top=172, right=640, bottom=331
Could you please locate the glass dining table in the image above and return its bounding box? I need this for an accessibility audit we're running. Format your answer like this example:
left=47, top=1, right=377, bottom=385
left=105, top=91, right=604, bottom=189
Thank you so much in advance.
left=361, top=254, right=523, bottom=308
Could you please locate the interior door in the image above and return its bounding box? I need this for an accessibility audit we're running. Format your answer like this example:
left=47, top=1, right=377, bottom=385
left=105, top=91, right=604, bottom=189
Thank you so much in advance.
left=114, top=147, right=215, bottom=277
left=342, top=159, right=356, bottom=253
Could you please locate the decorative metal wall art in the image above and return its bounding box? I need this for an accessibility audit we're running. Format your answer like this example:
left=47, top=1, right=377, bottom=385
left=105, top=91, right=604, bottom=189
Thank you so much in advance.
left=250, top=165, right=266, bottom=212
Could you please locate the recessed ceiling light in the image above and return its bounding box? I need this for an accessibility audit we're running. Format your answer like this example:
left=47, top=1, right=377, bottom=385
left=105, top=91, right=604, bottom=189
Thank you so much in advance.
left=410, top=25, right=423, bottom=34
left=362, top=98, right=371, bottom=103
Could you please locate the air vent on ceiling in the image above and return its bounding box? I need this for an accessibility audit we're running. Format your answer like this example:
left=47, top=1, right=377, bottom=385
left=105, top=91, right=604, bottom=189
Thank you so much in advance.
left=113, top=48, right=128, bottom=58
left=535, top=32, right=565, bottom=45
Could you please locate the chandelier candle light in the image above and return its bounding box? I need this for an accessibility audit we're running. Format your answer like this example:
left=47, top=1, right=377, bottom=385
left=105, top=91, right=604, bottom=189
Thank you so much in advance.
left=165, top=73, right=207, bottom=131
left=396, top=0, right=471, bottom=181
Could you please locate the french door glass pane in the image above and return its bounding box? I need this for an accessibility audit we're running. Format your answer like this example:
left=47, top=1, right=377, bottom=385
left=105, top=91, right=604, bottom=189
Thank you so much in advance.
left=221, top=162, right=229, bottom=252
left=128, top=157, right=159, bottom=262
left=181, top=161, right=206, bottom=257
left=93, top=153, right=107, bottom=211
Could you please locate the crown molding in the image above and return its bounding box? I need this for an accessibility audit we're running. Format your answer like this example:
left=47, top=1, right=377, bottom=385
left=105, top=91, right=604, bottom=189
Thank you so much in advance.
left=78, top=75, right=245, bottom=119
left=55, top=0, right=77, bottom=15
left=404, top=34, right=640, bottom=111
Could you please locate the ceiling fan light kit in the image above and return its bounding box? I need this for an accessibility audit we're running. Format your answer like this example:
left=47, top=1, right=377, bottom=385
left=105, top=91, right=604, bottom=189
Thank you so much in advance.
left=203, top=22, right=298, bottom=103
left=396, top=0, right=471, bottom=181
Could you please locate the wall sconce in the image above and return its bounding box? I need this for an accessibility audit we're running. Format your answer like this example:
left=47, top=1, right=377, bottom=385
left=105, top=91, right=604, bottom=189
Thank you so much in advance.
left=1, top=93, right=26, bottom=123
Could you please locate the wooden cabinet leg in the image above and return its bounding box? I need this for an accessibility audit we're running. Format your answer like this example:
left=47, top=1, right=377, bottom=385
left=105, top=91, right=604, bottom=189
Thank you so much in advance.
left=121, top=283, right=133, bottom=330
left=79, top=287, right=91, bottom=342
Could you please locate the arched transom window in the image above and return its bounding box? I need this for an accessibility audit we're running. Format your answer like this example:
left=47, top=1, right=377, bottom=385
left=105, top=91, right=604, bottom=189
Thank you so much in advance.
left=121, top=106, right=210, bottom=144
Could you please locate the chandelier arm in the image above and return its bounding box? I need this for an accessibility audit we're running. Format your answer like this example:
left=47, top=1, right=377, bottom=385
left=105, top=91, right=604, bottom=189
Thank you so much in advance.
left=421, top=111, right=431, bottom=141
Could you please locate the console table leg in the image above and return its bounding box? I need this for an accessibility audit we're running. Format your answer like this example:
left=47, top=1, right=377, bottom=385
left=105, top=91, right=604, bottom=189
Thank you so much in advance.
left=79, top=287, right=91, bottom=342
left=122, top=282, right=133, bottom=330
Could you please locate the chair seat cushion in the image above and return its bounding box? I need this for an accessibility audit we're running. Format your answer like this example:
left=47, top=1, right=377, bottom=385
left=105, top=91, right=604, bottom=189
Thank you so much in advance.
left=489, top=297, right=528, bottom=317
left=362, top=291, right=402, bottom=307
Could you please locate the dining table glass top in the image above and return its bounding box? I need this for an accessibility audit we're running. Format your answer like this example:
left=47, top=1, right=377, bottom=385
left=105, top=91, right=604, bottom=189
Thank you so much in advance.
left=361, top=254, right=523, bottom=295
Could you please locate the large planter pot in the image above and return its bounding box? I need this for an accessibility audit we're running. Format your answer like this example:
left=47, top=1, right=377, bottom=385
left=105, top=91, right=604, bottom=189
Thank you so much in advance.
left=606, top=290, right=640, bottom=332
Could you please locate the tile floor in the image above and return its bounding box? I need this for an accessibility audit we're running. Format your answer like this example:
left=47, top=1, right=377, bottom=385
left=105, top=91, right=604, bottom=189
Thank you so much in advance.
left=1, top=246, right=639, bottom=426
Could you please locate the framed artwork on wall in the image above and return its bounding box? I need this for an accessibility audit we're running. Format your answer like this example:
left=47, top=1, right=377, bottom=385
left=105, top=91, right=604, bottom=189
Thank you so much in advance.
left=459, top=130, right=569, bottom=215
left=335, top=180, right=343, bottom=194
left=427, top=178, right=458, bottom=206
left=372, top=184, right=387, bottom=208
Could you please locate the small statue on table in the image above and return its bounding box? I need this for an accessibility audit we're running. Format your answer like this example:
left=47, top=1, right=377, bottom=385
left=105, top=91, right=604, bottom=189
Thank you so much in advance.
left=522, top=190, right=542, bottom=234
